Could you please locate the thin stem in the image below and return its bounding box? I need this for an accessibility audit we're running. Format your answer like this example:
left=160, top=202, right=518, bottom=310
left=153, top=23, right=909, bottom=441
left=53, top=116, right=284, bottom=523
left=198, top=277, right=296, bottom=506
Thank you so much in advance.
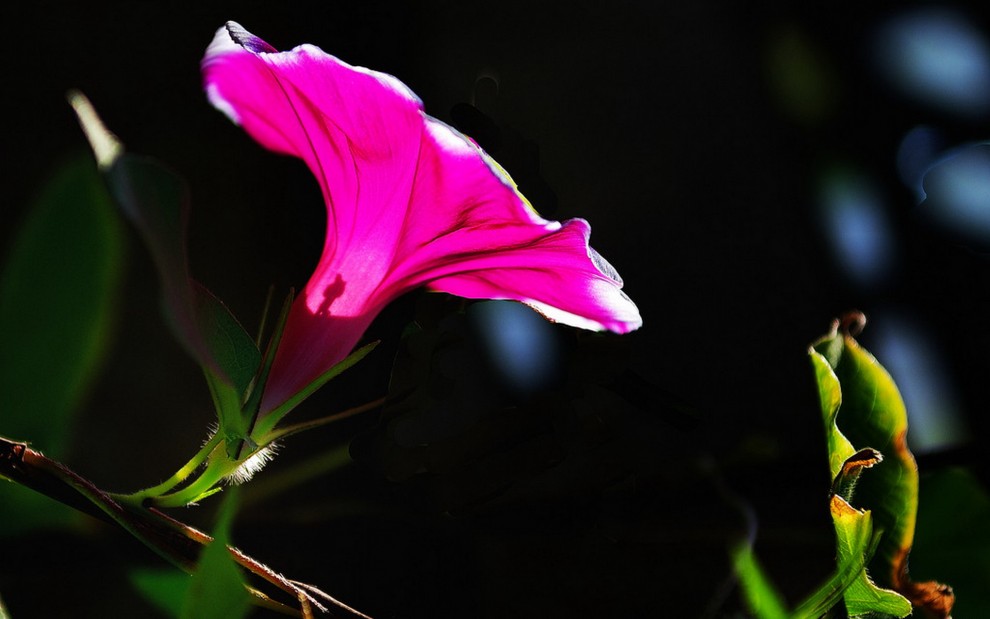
left=152, top=397, right=384, bottom=508
left=117, top=431, right=223, bottom=504
left=253, top=342, right=379, bottom=439
left=265, top=397, right=385, bottom=443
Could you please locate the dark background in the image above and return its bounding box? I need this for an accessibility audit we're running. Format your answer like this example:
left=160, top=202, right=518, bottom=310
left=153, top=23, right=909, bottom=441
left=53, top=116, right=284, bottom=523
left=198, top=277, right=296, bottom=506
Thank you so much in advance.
left=2, top=1, right=989, bottom=617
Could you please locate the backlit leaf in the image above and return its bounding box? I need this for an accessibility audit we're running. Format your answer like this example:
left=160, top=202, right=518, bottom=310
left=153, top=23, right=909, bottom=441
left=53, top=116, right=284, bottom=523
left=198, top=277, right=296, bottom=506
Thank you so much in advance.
left=810, top=318, right=951, bottom=617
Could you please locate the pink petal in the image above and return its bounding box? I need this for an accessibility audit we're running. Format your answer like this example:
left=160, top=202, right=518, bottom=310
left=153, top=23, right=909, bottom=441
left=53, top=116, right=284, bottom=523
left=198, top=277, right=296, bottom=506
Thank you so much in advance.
left=202, top=22, right=642, bottom=412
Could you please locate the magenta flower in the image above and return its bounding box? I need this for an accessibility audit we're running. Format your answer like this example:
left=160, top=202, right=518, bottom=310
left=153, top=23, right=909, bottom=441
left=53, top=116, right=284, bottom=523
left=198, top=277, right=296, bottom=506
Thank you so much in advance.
left=202, top=23, right=642, bottom=413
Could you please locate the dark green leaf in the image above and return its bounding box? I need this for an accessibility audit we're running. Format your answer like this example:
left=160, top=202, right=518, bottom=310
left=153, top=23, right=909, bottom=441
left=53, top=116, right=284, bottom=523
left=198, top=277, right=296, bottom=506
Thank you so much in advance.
left=130, top=568, right=190, bottom=618
left=0, top=154, right=123, bottom=453
left=912, top=468, right=987, bottom=617
left=0, top=154, right=124, bottom=533
left=195, top=284, right=262, bottom=400
left=106, top=154, right=260, bottom=396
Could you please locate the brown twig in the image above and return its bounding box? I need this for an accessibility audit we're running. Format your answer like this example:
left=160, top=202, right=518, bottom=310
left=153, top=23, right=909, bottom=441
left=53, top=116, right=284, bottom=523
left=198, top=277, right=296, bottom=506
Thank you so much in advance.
left=0, top=436, right=370, bottom=618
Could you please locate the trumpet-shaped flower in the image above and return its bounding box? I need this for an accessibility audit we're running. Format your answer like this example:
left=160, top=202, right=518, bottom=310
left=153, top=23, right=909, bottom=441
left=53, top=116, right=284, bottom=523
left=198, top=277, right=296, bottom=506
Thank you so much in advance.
left=202, top=22, right=642, bottom=412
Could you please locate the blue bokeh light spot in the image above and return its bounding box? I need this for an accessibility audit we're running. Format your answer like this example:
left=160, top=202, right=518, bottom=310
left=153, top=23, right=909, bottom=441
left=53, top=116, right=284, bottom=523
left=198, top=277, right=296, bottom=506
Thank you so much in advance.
left=896, top=125, right=944, bottom=199
left=469, top=300, right=561, bottom=396
left=874, top=8, right=990, bottom=118
left=819, top=171, right=895, bottom=287
left=921, top=143, right=990, bottom=239
left=868, top=312, right=968, bottom=453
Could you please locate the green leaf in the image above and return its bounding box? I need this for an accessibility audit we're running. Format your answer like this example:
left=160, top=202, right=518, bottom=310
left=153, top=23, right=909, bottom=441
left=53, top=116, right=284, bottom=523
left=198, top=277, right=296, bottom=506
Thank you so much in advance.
left=812, top=331, right=915, bottom=574
left=180, top=488, right=250, bottom=619
left=731, top=502, right=890, bottom=619
left=730, top=542, right=789, bottom=619
left=829, top=494, right=911, bottom=617
left=810, top=320, right=951, bottom=617
left=790, top=526, right=884, bottom=619
left=0, top=154, right=124, bottom=533
left=105, top=154, right=260, bottom=397
left=195, top=284, right=262, bottom=401
left=131, top=491, right=253, bottom=619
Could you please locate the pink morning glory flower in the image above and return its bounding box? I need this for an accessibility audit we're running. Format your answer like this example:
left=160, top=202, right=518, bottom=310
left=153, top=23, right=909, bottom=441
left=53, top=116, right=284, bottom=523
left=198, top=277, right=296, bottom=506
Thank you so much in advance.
left=202, top=22, right=642, bottom=413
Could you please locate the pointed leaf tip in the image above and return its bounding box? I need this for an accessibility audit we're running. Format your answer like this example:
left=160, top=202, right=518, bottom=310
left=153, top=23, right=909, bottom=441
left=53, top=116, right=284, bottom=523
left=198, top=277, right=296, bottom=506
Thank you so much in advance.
left=68, top=91, right=123, bottom=169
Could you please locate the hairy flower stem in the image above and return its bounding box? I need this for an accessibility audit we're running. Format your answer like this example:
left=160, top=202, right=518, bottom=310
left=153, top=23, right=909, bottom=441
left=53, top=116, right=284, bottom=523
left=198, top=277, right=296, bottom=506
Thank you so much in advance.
left=132, top=396, right=386, bottom=508
left=118, top=431, right=224, bottom=504
left=150, top=455, right=236, bottom=508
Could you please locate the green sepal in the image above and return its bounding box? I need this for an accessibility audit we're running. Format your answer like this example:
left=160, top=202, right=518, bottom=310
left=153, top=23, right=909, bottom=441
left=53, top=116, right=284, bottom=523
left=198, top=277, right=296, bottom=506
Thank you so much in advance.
left=188, top=486, right=225, bottom=505
left=240, top=290, right=295, bottom=442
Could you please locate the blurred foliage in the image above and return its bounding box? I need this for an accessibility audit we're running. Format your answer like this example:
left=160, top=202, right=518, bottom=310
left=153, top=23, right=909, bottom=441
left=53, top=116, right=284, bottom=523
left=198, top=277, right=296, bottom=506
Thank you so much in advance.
left=131, top=489, right=251, bottom=619
left=0, top=154, right=124, bottom=535
left=130, top=568, right=191, bottom=619
left=179, top=489, right=250, bottom=619
left=912, top=468, right=990, bottom=617
left=732, top=543, right=789, bottom=619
